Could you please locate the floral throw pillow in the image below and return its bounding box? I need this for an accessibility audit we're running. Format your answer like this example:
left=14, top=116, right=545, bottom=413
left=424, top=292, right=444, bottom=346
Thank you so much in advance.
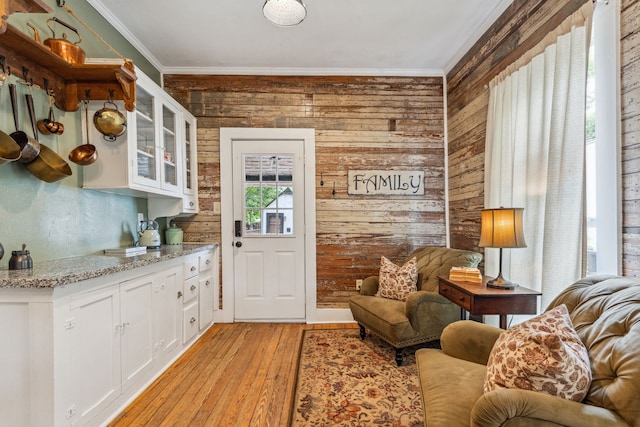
left=375, top=256, right=418, bottom=301
left=484, top=304, right=592, bottom=402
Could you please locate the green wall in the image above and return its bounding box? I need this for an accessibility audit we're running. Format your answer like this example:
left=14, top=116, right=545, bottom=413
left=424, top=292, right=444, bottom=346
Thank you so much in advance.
left=1, top=0, right=158, bottom=262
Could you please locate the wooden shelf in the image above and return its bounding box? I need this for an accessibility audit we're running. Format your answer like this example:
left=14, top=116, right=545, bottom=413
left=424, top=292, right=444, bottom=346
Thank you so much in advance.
left=0, top=22, right=137, bottom=111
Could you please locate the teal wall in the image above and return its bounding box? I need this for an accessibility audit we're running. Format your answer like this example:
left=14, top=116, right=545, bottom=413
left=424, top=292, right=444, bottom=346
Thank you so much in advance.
left=1, top=0, right=158, bottom=262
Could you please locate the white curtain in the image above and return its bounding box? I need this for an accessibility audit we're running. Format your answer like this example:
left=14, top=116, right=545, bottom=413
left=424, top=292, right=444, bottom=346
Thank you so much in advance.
left=484, top=11, right=592, bottom=311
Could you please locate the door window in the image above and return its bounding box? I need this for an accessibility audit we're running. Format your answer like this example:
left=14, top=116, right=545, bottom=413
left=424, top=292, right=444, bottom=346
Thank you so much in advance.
left=243, top=154, right=294, bottom=236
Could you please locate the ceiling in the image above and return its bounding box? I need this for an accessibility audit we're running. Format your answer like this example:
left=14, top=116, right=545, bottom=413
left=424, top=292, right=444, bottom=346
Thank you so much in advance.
left=88, top=0, right=513, bottom=76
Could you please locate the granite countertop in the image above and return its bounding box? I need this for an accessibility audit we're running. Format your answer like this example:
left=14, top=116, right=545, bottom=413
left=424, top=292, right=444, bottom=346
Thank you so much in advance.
left=0, top=243, right=217, bottom=289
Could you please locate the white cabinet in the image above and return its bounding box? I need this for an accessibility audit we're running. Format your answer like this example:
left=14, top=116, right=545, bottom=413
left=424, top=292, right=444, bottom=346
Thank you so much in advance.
left=61, top=274, right=155, bottom=425
left=0, top=247, right=217, bottom=427
left=147, top=112, right=199, bottom=219
left=83, top=68, right=198, bottom=208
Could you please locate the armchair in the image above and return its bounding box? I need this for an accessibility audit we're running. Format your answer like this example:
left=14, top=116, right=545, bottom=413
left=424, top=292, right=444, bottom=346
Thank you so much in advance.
left=348, top=246, right=482, bottom=366
left=415, top=275, right=640, bottom=426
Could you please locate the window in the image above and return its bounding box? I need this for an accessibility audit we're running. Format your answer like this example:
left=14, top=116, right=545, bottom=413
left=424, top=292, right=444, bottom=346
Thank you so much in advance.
left=585, top=0, right=621, bottom=275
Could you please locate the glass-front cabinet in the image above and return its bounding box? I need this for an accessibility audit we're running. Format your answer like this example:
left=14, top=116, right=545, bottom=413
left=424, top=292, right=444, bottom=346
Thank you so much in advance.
left=134, top=84, right=157, bottom=185
left=182, top=114, right=199, bottom=213
left=84, top=68, right=197, bottom=209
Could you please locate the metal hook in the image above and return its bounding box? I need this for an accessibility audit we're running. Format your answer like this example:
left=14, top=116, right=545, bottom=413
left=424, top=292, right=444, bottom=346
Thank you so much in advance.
left=56, top=0, right=66, bottom=6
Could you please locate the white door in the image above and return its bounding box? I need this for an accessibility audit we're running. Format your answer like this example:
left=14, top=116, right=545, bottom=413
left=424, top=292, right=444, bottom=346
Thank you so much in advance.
left=232, top=140, right=306, bottom=320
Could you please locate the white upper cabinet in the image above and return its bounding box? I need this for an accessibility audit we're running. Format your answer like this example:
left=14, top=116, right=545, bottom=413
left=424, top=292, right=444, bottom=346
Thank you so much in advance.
left=83, top=68, right=197, bottom=207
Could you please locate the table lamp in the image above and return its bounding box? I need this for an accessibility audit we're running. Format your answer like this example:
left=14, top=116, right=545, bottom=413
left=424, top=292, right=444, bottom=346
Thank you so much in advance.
left=478, top=207, right=527, bottom=290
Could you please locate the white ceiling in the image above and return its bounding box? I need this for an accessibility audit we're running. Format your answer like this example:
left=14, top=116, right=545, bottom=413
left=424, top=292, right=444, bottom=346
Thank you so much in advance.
left=88, top=0, right=513, bottom=76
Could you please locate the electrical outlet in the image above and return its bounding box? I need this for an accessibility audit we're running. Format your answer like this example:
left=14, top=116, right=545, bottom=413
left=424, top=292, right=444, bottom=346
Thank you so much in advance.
left=356, top=279, right=363, bottom=290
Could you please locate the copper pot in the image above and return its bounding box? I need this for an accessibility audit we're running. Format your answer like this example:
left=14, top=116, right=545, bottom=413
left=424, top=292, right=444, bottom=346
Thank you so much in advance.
left=43, top=18, right=85, bottom=65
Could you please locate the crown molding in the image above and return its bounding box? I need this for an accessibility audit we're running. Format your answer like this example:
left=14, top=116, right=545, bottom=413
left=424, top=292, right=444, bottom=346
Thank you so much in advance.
left=159, top=66, right=444, bottom=77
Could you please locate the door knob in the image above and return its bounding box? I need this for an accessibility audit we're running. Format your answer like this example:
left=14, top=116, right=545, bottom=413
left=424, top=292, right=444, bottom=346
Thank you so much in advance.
left=235, top=241, right=242, bottom=248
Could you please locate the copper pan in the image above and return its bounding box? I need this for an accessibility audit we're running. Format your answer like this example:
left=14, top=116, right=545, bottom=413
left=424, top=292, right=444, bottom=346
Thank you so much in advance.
left=25, top=145, right=72, bottom=182
left=0, top=79, right=21, bottom=165
left=23, top=93, right=72, bottom=183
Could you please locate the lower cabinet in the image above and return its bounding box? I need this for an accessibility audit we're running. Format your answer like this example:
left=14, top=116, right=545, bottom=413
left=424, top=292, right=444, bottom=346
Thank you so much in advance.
left=0, top=247, right=216, bottom=427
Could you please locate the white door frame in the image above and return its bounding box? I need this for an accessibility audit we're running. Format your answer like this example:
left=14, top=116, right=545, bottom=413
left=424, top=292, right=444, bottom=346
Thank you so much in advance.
left=219, top=128, right=316, bottom=323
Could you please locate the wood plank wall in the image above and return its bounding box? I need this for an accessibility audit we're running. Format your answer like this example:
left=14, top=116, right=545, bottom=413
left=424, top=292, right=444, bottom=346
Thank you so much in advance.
left=163, top=75, right=446, bottom=308
left=621, top=0, right=640, bottom=275
left=446, top=0, right=590, bottom=254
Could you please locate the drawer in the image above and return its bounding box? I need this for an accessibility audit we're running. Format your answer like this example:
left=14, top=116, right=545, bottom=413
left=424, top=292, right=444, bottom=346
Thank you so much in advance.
left=184, top=256, right=199, bottom=279
left=199, top=253, right=214, bottom=273
left=439, top=283, right=471, bottom=312
left=182, top=301, right=199, bottom=344
left=183, top=195, right=199, bottom=213
left=183, top=276, right=199, bottom=303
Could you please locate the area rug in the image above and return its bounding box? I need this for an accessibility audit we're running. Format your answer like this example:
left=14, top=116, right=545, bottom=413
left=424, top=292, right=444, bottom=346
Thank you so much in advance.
left=291, top=328, right=438, bottom=427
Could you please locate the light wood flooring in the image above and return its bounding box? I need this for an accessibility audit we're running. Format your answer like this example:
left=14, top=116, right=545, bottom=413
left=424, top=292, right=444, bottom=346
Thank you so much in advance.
left=109, top=322, right=357, bottom=427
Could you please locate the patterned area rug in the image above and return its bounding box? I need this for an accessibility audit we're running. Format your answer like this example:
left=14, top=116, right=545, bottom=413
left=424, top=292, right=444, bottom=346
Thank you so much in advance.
left=291, top=328, right=438, bottom=427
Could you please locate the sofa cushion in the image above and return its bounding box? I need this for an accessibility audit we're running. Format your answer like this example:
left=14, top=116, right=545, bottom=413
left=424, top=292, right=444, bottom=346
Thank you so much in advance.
left=376, top=256, right=417, bottom=301
left=416, top=348, right=486, bottom=426
left=484, top=304, right=592, bottom=402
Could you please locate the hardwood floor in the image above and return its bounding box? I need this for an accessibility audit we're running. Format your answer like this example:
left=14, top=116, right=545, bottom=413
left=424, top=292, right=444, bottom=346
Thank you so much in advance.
left=109, top=322, right=357, bottom=426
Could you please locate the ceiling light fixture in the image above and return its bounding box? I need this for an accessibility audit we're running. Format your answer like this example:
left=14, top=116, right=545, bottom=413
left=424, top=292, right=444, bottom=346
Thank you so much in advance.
left=263, top=0, right=307, bottom=27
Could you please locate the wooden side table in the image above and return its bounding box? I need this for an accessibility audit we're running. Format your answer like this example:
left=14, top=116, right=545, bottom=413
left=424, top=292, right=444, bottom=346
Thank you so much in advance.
left=438, top=275, right=541, bottom=329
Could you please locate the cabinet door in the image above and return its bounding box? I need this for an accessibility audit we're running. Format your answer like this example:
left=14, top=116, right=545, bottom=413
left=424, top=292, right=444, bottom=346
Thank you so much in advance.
left=183, top=114, right=198, bottom=197
left=132, top=84, right=161, bottom=189
left=120, top=276, right=154, bottom=393
left=68, top=285, right=121, bottom=423
left=153, top=266, right=182, bottom=362
left=160, top=102, right=181, bottom=193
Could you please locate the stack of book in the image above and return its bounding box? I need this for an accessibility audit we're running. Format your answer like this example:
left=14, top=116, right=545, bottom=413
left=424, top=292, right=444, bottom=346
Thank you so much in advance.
left=449, top=266, right=482, bottom=283
left=104, top=246, right=147, bottom=257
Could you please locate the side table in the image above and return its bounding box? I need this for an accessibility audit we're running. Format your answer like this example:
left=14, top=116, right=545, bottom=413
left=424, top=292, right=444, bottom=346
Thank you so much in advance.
left=438, top=275, right=541, bottom=329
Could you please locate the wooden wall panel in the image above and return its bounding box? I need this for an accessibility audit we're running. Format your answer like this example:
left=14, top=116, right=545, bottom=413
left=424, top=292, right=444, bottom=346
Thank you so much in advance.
left=446, top=0, right=590, bottom=255
left=448, top=0, right=640, bottom=277
left=621, top=0, right=640, bottom=276
left=164, top=75, right=445, bottom=308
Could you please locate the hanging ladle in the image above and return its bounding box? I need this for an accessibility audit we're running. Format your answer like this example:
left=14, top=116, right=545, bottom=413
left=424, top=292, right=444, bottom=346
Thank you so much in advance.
left=68, top=97, right=97, bottom=166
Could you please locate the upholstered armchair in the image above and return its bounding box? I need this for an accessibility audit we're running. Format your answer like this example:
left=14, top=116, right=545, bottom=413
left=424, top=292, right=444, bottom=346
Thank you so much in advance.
left=415, top=275, right=640, bottom=426
left=349, top=246, right=482, bottom=365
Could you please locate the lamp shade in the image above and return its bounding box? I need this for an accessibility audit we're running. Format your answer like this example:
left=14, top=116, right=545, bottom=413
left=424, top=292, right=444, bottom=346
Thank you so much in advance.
left=479, top=208, right=527, bottom=249
left=263, top=0, right=307, bottom=26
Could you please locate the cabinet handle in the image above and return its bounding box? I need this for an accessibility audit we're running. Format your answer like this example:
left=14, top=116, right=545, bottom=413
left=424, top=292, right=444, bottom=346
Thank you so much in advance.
left=177, top=291, right=183, bottom=299
left=191, top=266, right=197, bottom=272
left=190, top=317, right=196, bottom=324
left=206, top=259, right=211, bottom=265
left=205, top=280, right=210, bottom=286
left=459, top=297, right=465, bottom=302
left=190, top=284, right=196, bottom=291
left=189, top=201, right=194, bottom=207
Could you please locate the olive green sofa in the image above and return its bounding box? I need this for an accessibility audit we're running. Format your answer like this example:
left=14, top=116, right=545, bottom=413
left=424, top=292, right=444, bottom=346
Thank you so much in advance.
left=349, top=246, right=482, bottom=366
left=416, top=275, right=640, bottom=426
